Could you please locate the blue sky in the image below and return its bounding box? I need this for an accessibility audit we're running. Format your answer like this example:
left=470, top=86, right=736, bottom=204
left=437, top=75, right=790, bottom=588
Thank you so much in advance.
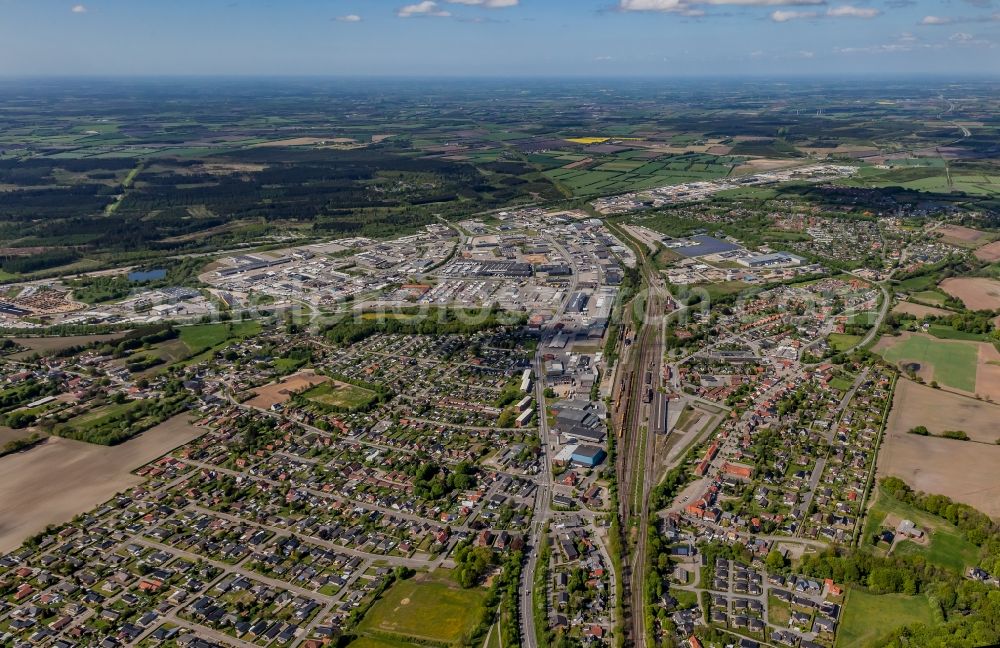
left=1, top=0, right=998, bottom=76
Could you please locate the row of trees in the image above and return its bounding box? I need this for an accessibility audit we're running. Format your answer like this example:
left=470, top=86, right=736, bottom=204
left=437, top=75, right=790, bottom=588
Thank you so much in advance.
left=55, top=393, right=190, bottom=446
left=323, top=307, right=526, bottom=347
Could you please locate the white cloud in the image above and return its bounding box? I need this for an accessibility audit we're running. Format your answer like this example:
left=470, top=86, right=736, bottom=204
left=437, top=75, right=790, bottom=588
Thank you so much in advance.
left=335, top=14, right=362, bottom=22
left=831, top=31, right=977, bottom=54
left=770, top=9, right=818, bottom=21
left=447, top=0, right=518, bottom=7
left=703, top=0, right=824, bottom=4
left=827, top=4, right=881, bottom=18
left=920, top=12, right=1000, bottom=25
left=71, top=4, right=87, bottom=13
left=620, top=0, right=823, bottom=13
left=397, top=1, right=451, bottom=17
left=772, top=4, right=880, bottom=21
left=948, top=31, right=995, bottom=46
left=619, top=0, right=685, bottom=12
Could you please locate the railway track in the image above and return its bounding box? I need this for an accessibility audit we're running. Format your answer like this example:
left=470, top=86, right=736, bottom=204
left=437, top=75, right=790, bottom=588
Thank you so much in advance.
left=607, top=219, right=672, bottom=648
left=614, top=296, right=666, bottom=648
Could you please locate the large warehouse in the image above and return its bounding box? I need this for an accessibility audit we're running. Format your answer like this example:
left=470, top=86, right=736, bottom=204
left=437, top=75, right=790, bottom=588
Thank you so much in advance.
left=571, top=445, right=607, bottom=468
left=736, top=252, right=805, bottom=268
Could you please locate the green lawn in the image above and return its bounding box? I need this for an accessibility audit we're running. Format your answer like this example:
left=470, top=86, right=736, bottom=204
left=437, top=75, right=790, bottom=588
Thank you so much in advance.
left=273, top=357, right=307, bottom=373
left=835, top=588, right=937, bottom=648
left=863, top=489, right=980, bottom=573
left=876, top=333, right=978, bottom=393
left=829, top=376, right=854, bottom=391
left=67, top=400, right=141, bottom=428
left=485, top=623, right=502, bottom=648
left=693, top=281, right=750, bottom=300
left=358, top=570, right=488, bottom=645
left=178, top=320, right=261, bottom=352
left=893, top=531, right=981, bottom=574
left=909, top=290, right=948, bottom=306
left=768, top=594, right=791, bottom=626
left=898, top=275, right=939, bottom=292
left=346, top=637, right=421, bottom=648
left=829, top=333, right=863, bottom=352
left=304, top=380, right=378, bottom=410
left=848, top=311, right=878, bottom=326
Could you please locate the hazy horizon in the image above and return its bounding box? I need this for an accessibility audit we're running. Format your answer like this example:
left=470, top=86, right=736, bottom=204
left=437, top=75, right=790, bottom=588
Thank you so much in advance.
left=2, top=0, right=999, bottom=77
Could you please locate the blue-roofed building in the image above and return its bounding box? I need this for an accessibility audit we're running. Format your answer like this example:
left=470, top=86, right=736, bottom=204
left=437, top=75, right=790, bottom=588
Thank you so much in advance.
left=571, top=445, right=607, bottom=467
left=668, top=235, right=740, bottom=258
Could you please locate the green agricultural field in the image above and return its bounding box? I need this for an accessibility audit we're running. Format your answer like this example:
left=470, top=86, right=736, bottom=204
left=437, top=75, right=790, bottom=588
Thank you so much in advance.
left=713, top=186, right=783, bottom=200
left=927, top=325, right=987, bottom=342
left=909, top=290, right=948, bottom=306
left=633, top=162, right=666, bottom=174
left=542, top=152, right=737, bottom=197
left=828, top=333, right=862, bottom=352
left=876, top=333, right=978, bottom=393
left=952, top=175, right=1000, bottom=196
left=885, top=171, right=1000, bottom=197
left=595, top=161, right=644, bottom=172
left=146, top=338, right=193, bottom=365
left=863, top=489, right=980, bottom=573
left=835, top=588, right=937, bottom=648
left=303, top=380, right=378, bottom=410
left=690, top=281, right=749, bottom=300
left=898, top=274, right=939, bottom=292
left=357, top=570, right=488, bottom=645
left=178, top=321, right=261, bottom=353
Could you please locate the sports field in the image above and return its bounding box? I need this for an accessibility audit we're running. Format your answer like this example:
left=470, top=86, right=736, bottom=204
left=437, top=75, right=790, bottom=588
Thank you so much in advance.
left=246, top=372, right=329, bottom=409
left=835, top=588, right=937, bottom=648
left=875, top=332, right=977, bottom=393
left=357, top=570, right=487, bottom=645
